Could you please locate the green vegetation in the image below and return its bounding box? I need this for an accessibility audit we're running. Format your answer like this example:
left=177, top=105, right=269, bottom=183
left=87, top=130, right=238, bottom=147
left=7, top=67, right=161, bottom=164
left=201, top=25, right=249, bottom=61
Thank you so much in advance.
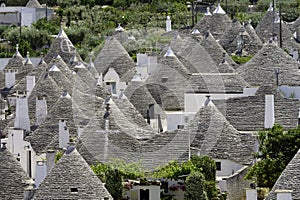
left=184, top=171, right=208, bottom=200
left=91, top=155, right=225, bottom=200
left=245, top=124, right=300, bottom=188
left=231, top=55, right=253, bottom=64
left=0, top=0, right=299, bottom=59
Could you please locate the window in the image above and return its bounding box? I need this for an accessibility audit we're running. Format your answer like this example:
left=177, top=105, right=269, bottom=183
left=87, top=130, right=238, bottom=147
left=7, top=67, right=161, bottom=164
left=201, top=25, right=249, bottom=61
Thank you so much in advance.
left=70, top=188, right=78, bottom=193
left=216, top=162, right=221, bottom=171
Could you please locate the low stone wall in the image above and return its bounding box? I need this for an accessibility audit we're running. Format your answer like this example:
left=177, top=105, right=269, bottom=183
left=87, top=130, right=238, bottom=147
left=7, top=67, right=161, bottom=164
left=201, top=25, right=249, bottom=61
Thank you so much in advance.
left=226, top=166, right=252, bottom=200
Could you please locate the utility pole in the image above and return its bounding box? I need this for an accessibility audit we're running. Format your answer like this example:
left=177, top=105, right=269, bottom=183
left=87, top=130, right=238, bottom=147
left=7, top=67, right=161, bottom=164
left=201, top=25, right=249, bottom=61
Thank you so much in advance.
left=272, top=0, right=275, bottom=39
left=191, top=1, right=195, bottom=28
left=279, top=4, right=282, bottom=48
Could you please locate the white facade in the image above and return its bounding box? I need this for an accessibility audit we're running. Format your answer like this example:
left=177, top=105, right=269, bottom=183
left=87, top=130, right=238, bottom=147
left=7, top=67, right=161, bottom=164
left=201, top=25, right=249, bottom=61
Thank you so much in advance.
left=184, top=88, right=258, bottom=113
left=215, top=159, right=244, bottom=177
left=7, top=128, right=43, bottom=179
left=0, top=7, right=54, bottom=26
left=130, top=185, right=160, bottom=200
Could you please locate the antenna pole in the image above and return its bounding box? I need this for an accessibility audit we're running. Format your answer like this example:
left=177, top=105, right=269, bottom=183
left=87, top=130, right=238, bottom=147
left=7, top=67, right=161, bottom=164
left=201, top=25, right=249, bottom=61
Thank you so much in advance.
left=279, top=4, right=282, bottom=48
left=191, top=1, right=195, bottom=28
left=272, top=0, right=275, bottom=39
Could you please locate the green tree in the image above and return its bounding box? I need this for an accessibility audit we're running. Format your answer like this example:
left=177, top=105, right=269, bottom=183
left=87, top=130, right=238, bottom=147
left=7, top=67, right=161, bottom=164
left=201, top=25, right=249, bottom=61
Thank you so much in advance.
left=184, top=171, right=208, bottom=200
left=105, top=168, right=123, bottom=200
left=245, top=124, right=300, bottom=188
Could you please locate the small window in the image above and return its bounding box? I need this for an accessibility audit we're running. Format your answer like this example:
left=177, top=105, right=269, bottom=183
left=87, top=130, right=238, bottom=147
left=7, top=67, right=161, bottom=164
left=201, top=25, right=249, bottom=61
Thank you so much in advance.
left=216, top=162, right=221, bottom=171
left=70, top=188, right=78, bottom=193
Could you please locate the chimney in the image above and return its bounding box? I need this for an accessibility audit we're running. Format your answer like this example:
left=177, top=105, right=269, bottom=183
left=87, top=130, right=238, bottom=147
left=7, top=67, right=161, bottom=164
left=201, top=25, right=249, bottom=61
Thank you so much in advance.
left=147, top=55, right=157, bottom=75
left=264, top=95, right=275, bottom=129
left=14, top=95, right=30, bottom=132
left=246, top=188, right=257, bottom=200
left=275, top=190, right=292, bottom=200
left=35, top=97, right=47, bottom=126
left=34, top=160, right=47, bottom=187
left=46, top=149, right=55, bottom=174
left=5, top=69, right=17, bottom=88
left=23, top=181, right=35, bottom=200
left=166, top=16, right=171, bottom=32
left=26, top=76, right=35, bottom=96
left=59, top=119, right=69, bottom=149
left=103, top=103, right=110, bottom=130
left=204, top=95, right=211, bottom=106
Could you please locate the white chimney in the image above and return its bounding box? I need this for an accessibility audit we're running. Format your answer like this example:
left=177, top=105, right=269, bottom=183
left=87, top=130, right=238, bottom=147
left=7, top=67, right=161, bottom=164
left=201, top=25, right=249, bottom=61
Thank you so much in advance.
left=147, top=55, right=157, bottom=75
left=275, top=190, right=292, bottom=200
left=264, top=95, right=275, bottom=129
left=246, top=189, right=257, bottom=200
left=26, top=76, right=35, bottom=96
left=35, top=97, right=47, bottom=126
left=15, top=95, right=30, bottom=132
left=5, top=69, right=17, bottom=88
left=34, top=160, right=47, bottom=187
left=46, top=149, right=55, bottom=174
left=59, top=119, right=69, bottom=149
left=166, top=16, right=171, bottom=32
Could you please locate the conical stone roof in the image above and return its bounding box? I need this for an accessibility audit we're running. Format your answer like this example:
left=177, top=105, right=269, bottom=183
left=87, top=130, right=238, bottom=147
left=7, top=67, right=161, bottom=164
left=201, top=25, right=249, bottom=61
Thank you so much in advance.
left=44, top=28, right=83, bottom=65
left=94, top=37, right=135, bottom=82
left=200, top=31, right=238, bottom=70
left=237, top=42, right=300, bottom=86
left=26, top=0, right=42, bottom=8
left=194, top=10, right=232, bottom=41
left=255, top=9, right=300, bottom=50
left=27, top=92, right=78, bottom=155
left=33, top=148, right=113, bottom=200
left=219, top=19, right=263, bottom=55
left=0, top=147, right=32, bottom=200
left=185, top=103, right=256, bottom=165
left=265, top=149, right=300, bottom=200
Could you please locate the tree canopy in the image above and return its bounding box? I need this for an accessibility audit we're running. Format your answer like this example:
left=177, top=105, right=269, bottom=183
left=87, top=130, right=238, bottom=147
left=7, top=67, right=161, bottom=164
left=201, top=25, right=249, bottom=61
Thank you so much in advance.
left=245, top=124, right=300, bottom=188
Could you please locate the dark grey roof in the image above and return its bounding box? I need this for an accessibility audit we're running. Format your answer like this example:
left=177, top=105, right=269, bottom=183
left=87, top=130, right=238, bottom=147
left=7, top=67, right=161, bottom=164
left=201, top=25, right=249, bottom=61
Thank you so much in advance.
left=95, top=96, right=155, bottom=139
left=287, top=16, right=300, bottom=34
left=44, top=29, right=83, bottom=65
left=124, top=80, right=165, bottom=119
left=0, top=147, right=32, bottom=200
left=26, top=0, right=42, bottom=8
left=145, top=55, right=190, bottom=111
left=194, top=13, right=232, bottom=41
left=219, top=20, right=263, bottom=55
left=255, top=10, right=300, bottom=50
left=173, top=37, right=220, bottom=73
left=265, top=149, right=300, bottom=200
left=94, top=37, right=136, bottom=82
left=27, top=92, right=77, bottom=154
left=78, top=118, right=189, bottom=170
left=237, top=42, right=300, bottom=87
left=185, top=103, right=256, bottom=165
left=186, top=73, right=250, bottom=93
left=200, top=31, right=238, bottom=70
left=47, top=55, right=75, bottom=83
left=33, top=148, right=113, bottom=200
left=213, top=85, right=300, bottom=131
left=244, top=22, right=264, bottom=53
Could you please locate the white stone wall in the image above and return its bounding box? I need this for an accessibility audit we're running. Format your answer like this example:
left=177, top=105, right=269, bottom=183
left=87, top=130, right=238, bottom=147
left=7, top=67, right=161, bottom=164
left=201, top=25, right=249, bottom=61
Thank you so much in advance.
left=215, top=159, right=244, bottom=177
